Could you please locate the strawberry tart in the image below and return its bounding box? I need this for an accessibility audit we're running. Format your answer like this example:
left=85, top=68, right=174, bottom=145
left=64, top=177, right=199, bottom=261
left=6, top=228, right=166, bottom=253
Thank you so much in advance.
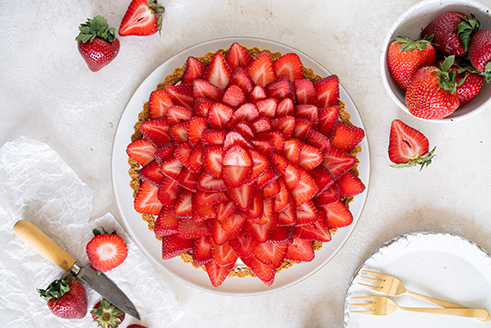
left=126, top=42, right=366, bottom=287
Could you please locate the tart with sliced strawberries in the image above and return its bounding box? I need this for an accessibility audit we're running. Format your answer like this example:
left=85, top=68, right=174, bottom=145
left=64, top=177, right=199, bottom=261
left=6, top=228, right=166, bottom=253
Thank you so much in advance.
left=126, top=42, right=366, bottom=287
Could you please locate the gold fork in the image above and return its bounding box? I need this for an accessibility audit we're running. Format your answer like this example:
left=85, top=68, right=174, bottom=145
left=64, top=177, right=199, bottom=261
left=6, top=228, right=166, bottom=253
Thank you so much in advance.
left=359, top=270, right=465, bottom=308
left=351, top=296, right=491, bottom=322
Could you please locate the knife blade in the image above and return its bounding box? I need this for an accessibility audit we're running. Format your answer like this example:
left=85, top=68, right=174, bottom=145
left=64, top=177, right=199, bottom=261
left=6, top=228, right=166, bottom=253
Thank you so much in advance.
left=13, top=219, right=140, bottom=320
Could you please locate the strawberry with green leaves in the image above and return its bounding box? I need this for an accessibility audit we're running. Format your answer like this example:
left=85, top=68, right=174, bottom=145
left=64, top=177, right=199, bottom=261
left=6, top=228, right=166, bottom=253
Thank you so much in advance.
left=86, top=228, right=128, bottom=272
left=387, top=36, right=436, bottom=91
left=469, top=28, right=491, bottom=82
left=388, top=119, right=436, bottom=170
left=91, top=298, right=125, bottom=328
left=76, top=16, right=120, bottom=72
left=119, top=0, right=165, bottom=36
left=37, top=272, right=87, bottom=319
left=405, top=56, right=460, bottom=119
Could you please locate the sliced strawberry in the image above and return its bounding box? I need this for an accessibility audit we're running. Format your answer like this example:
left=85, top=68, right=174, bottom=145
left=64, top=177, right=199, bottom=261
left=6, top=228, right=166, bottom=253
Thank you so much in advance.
left=86, top=230, right=128, bottom=272
left=315, top=183, right=341, bottom=206
left=251, top=117, right=272, bottom=135
left=318, top=105, right=339, bottom=139
left=154, top=207, right=179, bottom=237
left=154, top=143, right=176, bottom=165
left=235, top=121, right=254, bottom=139
left=255, top=131, right=285, bottom=154
left=254, top=243, right=288, bottom=268
left=138, top=160, right=164, bottom=186
left=294, top=211, right=331, bottom=242
left=227, top=103, right=260, bottom=129
left=210, top=240, right=238, bottom=266
left=250, top=139, right=274, bottom=159
left=271, top=116, right=295, bottom=139
left=306, top=130, right=331, bottom=155
left=295, top=200, right=318, bottom=226
left=270, top=153, right=288, bottom=176
left=204, top=259, right=234, bottom=287
left=267, top=225, right=294, bottom=244
left=157, top=175, right=180, bottom=206
left=245, top=149, right=269, bottom=183
left=149, top=89, right=173, bottom=119
left=165, top=83, right=194, bottom=109
left=226, top=42, right=254, bottom=71
left=293, top=79, right=317, bottom=105
left=194, top=97, right=214, bottom=117
left=182, top=56, right=206, bottom=84
left=173, top=188, right=193, bottom=218
left=208, top=103, right=234, bottom=129
left=275, top=98, right=294, bottom=117
left=222, top=144, right=252, bottom=166
left=197, top=171, right=228, bottom=192
left=215, top=200, right=238, bottom=221
left=228, top=67, right=255, bottom=97
left=274, top=53, right=304, bottom=81
left=178, top=167, right=199, bottom=192
left=195, top=190, right=229, bottom=206
left=292, top=118, right=312, bottom=141
left=223, top=130, right=254, bottom=151
left=246, top=52, right=277, bottom=86
left=193, top=79, right=224, bottom=102
left=228, top=183, right=255, bottom=210
left=285, top=237, right=314, bottom=262
left=203, top=145, right=224, bottom=178
left=331, top=122, right=365, bottom=153
left=162, top=234, right=193, bottom=260
left=337, top=170, right=365, bottom=196
left=257, top=196, right=275, bottom=225
left=222, top=85, right=246, bottom=109
left=229, top=230, right=260, bottom=257
left=290, top=167, right=318, bottom=206
left=262, top=179, right=281, bottom=199
left=174, top=141, right=193, bottom=169
left=119, top=0, right=165, bottom=36
left=201, top=129, right=226, bottom=147
left=283, top=162, right=300, bottom=190
left=238, top=191, right=263, bottom=220
left=201, top=52, right=233, bottom=90
left=219, top=213, right=246, bottom=232
left=321, top=146, right=357, bottom=180
left=193, top=193, right=217, bottom=221
left=255, top=98, right=278, bottom=119
left=273, top=178, right=290, bottom=212
left=223, top=166, right=251, bottom=189
left=169, top=122, right=189, bottom=144
left=265, top=78, right=296, bottom=102
left=192, top=235, right=213, bottom=266
left=241, top=255, right=276, bottom=286
left=309, top=165, right=334, bottom=195
left=178, top=217, right=209, bottom=239
left=247, top=84, right=267, bottom=102
left=139, top=118, right=172, bottom=148
left=323, top=199, right=353, bottom=229
left=314, top=75, right=340, bottom=108
left=127, top=139, right=156, bottom=167
left=298, top=142, right=323, bottom=172
left=166, top=105, right=193, bottom=125
left=189, top=144, right=204, bottom=173
left=294, top=104, right=319, bottom=130
left=277, top=200, right=296, bottom=226
left=243, top=209, right=278, bottom=243
left=207, top=218, right=242, bottom=245
left=256, top=167, right=279, bottom=191
left=282, top=138, right=301, bottom=165
left=159, top=155, right=183, bottom=181
left=134, top=180, right=162, bottom=215
left=187, top=116, right=208, bottom=147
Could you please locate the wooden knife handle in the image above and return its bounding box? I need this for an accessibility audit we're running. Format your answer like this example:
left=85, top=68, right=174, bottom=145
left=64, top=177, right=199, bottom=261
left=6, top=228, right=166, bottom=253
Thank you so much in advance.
left=14, top=219, right=76, bottom=272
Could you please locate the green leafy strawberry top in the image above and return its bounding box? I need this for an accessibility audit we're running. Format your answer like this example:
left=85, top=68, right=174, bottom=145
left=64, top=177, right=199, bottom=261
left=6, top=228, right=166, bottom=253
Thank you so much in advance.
left=76, top=15, right=116, bottom=43
left=457, top=14, right=480, bottom=51
left=393, top=35, right=434, bottom=52
left=37, top=272, right=74, bottom=303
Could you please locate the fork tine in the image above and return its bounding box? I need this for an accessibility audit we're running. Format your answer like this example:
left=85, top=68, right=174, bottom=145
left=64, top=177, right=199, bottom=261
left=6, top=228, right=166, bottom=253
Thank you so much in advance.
left=351, top=296, right=378, bottom=302
left=359, top=276, right=385, bottom=285
left=350, top=310, right=376, bottom=314
left=362, top=270, right=389, bottom=280
left=358, top=282, right=383, bottom=291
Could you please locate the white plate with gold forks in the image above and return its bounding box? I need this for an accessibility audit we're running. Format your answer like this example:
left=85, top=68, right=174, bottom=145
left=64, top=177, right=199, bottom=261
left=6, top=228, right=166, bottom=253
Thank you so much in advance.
left=344, top=232, right=491, bottom=327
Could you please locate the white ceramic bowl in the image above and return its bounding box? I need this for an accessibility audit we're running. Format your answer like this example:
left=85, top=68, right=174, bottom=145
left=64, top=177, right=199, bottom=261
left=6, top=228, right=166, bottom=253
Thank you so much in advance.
left=381, top=0, right=491, bottom=122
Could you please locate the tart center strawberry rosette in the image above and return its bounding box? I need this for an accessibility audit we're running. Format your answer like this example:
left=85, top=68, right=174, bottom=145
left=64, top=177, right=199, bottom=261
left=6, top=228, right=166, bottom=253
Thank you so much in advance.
left=126, top=43, right=366, bottom=287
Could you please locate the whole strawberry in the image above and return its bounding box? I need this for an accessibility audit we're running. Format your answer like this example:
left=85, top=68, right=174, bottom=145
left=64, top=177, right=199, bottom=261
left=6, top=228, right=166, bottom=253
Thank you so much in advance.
left=86, top=228, right=128, bottom=272
left=76, top=16, right=120, bottom=72
left=91, top=299, right=125, bottom=328
left=387, top=36, right=436, bottom=91
left=421, top=12, right=479, bottom=58
left=37, top=272, right=87, bottom=319
left=127, top=325, right=147, bottom=328
left=406, top=56, right=460, bottom=119
left=469, top=28, right=491, bottom=82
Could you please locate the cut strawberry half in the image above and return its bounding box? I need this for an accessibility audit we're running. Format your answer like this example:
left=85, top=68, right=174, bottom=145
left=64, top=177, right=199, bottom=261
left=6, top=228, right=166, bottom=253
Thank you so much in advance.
left=225, top=42, right=254, bottom=71
left=134, top=180, right=162, bottom=215
left=331, top=122, right=365, bottom=153
left=274, top=53, right=304, bottom=81
left=149, top=89, right=173, bottom=119
left=314, top=75, right=340, bottom=108
left=201, top=52, right=233, bottom=90
left=246, top=52, right=276, bottom=87
left=337, top=170, right=365, bottom=197
left=182, top=57, right=206, bottom=84
left=119, top=0, right=165, bottom=36
left=127, top=139, right=156, bottom=167
left=86, top=228, right=128, bottom=272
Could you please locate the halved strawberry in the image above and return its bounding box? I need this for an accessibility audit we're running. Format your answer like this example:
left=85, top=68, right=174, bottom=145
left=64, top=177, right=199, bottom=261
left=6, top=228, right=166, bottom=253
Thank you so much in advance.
left=154, top=207, right=179, bottom=237
left=318, top=105, right=339, bottom=139
left=255, top=167, right=279, bottom=190
left=263, top=180, right=281, bottom=199
left=282, top=163, right=300, bottom=190
left=149, top=89, right=173, bottom=119
left=204, top=259, right=234, bottom=287
left=292, top=119, right=312, bottom=142
left=182, top=56, right=206, bottom=84
left=331, top=122, right=365, bottom=153
left=192, top=235, right=213, bottom=266
left=119, top=0, right=165, bottom=36
left=265, top=78, right=296, bottom=102
left=138, top=160, right=164, bottom=186
left=282, top=138, right=301, bottom=165
left=246, top=52, right=276, bottom=86
left=162, top=234, right=193, bottom=260
left=165, top=83, right=194, bottom=109
left=177, top=217, right=209, bottom=239
left=157, top=175, right=180, bottom=206
left=285, top=237, right=314, bottom=262
left=193, top=194, right=217, bottom=221
left=337, top=170, right=365, bottom=196
left=221, top=84, right=247, bottom=109
left=293, top=79, right=317, bottom=105
left=270, top=153, right=288, bottom=176
left=201, top=52, right=233, bottom=90
left=250, top=139, right=274, bottom=159
left=314, top=75, right=340, bottom=108
left=225, top=43, right=254, bottom=71
left=241, top=255, right=276, bottom=286
left=139, top=118, right=172, bottom=148
left=275, top=98, right=294, bottom=117
left=321, top=146, right=357, bottom=180
left=228, top=68, right=255, bottom=97
left=323, top=199, right=353, bottom=229
left=290, top=168, right=318, bottom=206
left=210, top=239, right=238, bottom=266
left=193, top=79, right=224, bottom=102
left=255, top=131, right=285, bottom=154
left=134, top=180, right=162, bottom=215
left=86, top=228, right=128, bottom=272
left=246, top=149, right=269, bottom=183
left=254, top=243, right=288, bottom=268
left=273, top=178, right=290, bottom=212
left=274, top=53, right=304, bottom=81
left=127, top=139, right=156, bottom=167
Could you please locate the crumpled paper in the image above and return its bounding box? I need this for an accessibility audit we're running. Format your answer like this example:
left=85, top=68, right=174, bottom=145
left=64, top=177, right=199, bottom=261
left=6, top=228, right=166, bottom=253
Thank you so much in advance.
left=0, top=136, right=183, bottom=327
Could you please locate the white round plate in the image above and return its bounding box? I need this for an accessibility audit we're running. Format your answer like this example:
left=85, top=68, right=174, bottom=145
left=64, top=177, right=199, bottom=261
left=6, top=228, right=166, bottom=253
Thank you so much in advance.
left=112, top=37, right=370, bottom=295
left=344, top=232, right=491, bottom=327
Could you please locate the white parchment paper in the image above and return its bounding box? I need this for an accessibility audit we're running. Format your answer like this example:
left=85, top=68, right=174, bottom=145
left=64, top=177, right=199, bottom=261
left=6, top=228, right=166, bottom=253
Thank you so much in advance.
left=0, top=136, right=183, bottom=327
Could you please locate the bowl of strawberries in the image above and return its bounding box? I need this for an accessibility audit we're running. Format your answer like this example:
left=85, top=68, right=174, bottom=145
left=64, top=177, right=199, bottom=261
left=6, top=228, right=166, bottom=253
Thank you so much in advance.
left=381, top=0, right=491, bottom=122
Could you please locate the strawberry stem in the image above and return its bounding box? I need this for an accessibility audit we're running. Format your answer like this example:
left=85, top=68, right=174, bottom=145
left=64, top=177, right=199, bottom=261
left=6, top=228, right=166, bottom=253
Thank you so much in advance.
left=390, top=146, right=437, bottom=170
left=457, top=14, right=480, bottom=51
left=76, top=16, right=116, bottom=43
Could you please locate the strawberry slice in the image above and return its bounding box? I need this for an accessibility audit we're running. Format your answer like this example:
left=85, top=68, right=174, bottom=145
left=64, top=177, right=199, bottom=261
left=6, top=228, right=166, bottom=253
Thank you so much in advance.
left=315, top=183, right=341, bottom=206
left=254, top=243, right=288, bottom=268
left=219, top=213, right=246, bottom=232
left=154, top=207, right=179, bottom=237
left=282, top=138, right=301, bottom=165
left=165, top=83, right=194, bottom=109
left=140, top=118, right=172, bottom=148
left=162, top=234, right=193, bottom=260
left=157, top=175, right=180, bottom=206
left=243, top=208, right=278, bottom=243
left=192, top=235, right=213, bottom=267
left=298, top=143, right=323, bottom=172
left=266, top=225, right=294, bottom=244
left=223, top=165, right=252, bottom=189
left=290, top=167, right=318, bottom=206
left=119, top=0, right=165, bottom=36
left=314, top=75, right=340, bottom=108
left=223, top=130, right=254, bottom=151
left=134, top=180, right=162, bottom=215
left=248, top=84, right=267, bottom=102
left=238, top=191, right=263, bottom=220
left=189, top=144, right=204, bottom=174
left=201, top=52, right=233, bottom=90
left=177, top=218, right=209, bottom=239
left=323, top=199, right=353, bottom=229
left=262, top=179, right=281, bottom=199
left=321, top=146, right=357, bottom=180
left=240, top=255, right=276, bottom=286
left=221, top=84, right=246, bottom=109
left=193, top=79, right=224, bottom=103
left=154, top=143, right=176, bottom=165
left=245, top=149, right=269, bottom=183
left=127, top=139, right=156, bottom=167
left=203, top=146, right=224, bottom=178
left=283, top=162, right=300, bottom=190
left=138, top=160, right=164, bottom=186
left=228, top=183, right=255, bottom=210
left=276, top=98, right=295, bottom=117
left=149, top=89, right=173, bottom=119
left=277, top=200, right=296, bottom=226
left=235, top=122, right=254, bottom=139
left=182, top=56, right=206, bottom=84
left=255, top=98, right=278, bottom=119
left=337, top=170, right=365, bottom=196
left=227, top=103, right=260, bottom=129
left=292, top=118, right=312, bottom=141
left=251, top=117, right=272, bottom=135
left=295, top=200, right=318, bottom=226
left=285, top=237, right=314, bottom=262
left=160, top=155, right=183, bottom=182
left=195, top=190, right=229, bottom=206
left=173, top=188, right=193, bottom=218
left=208, top=103, right=234, bottom=130
left=274, top=53, right=304, bottom=81
left=309, top=165, right=334, bottom=195
left=194, top=97, right=214, bottom=117
left=294, top=104, right=319, bottom=130
left=225, top=42, right=254, bottom=71
left=306, top=130, right=331, bottom=155
left=210, top=239, right=238, bottom=266
left=187, top=116, right=208, bottom=147
left=174, top=141, right=193, bottom=169
left=331, top=122, right=365, bottom=153
left=192, top=193, right=217, bottom=221
left=230, top=230, right=263, bottom=258
left=293, top=79, right=317, bottom=105
left=207, top=218, right=242, bottom=245
left=178, top=167, right=199, bottom=192
left=250, top=139, right=274, bottom=159
left=204, top=259, right=234, bottom=287
left=318, top=105, right=339, bottom=139
left=222, top=144, right=252, bottom=166
left=255, top=131, right=285, bottom=154
left=228, top=68, right=255, bottom=97
left=197, top=171, right=228, bottom=192
left=86, top=229, right=128, bottom=272
left=214, top=200, right=237, bottom=221
left=201, top=129, right=226, bottom=147
left=166, top=105, right=194, bottom=125
left=294, top=211, right=331, bottom=242
left=265, top=78, right=296, bottom=102
left=273, top=178, right=290, bottom=212
left=246, top=52, right=276, bottom=86
left=271, top=116, right=295, bottom=139
left=169, top=122, right=189, bottom=144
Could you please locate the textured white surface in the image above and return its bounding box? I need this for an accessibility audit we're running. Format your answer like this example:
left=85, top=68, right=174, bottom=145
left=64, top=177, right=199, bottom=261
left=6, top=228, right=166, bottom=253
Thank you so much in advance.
left=1, top=0, right=491, bottom=327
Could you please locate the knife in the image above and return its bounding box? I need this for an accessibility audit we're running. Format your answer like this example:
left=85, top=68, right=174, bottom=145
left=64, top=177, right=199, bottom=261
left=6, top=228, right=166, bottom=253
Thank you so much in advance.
left=13, top=219, right=140, bottom=320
